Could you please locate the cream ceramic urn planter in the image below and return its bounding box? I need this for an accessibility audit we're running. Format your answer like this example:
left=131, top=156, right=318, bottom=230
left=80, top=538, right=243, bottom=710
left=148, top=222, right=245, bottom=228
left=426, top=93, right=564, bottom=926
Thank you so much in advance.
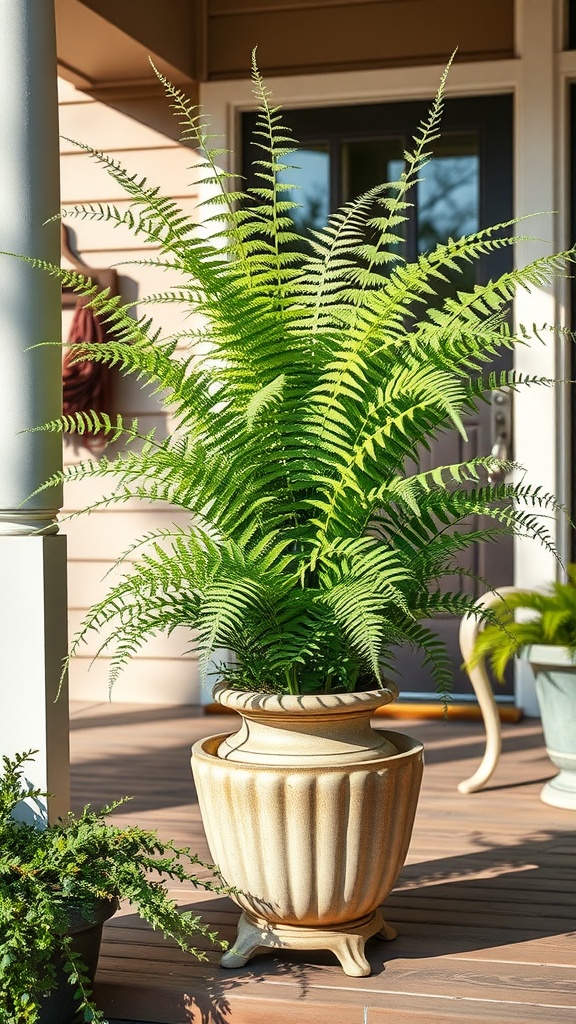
left=191, top=682, right=423, bottom=976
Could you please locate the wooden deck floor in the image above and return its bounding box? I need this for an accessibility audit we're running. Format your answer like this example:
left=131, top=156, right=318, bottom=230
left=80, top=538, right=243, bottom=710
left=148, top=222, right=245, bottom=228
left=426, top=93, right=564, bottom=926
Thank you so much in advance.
left=69, top=701, right=576, bottom=1024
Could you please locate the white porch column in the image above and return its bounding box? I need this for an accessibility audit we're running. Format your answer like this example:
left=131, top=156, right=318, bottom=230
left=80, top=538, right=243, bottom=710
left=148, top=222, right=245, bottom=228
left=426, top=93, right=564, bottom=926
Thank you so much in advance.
left=513, top=0, right=560, bottom=715
left=0, top=0, right=69, bottom=821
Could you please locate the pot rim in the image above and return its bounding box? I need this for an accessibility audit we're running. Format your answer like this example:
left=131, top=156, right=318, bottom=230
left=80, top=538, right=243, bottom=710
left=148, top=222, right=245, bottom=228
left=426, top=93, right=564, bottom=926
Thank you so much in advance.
left=521, top=645, right=576, bottom=670
left=212, top=681, right=399, bottom=715
left=192, top=729, right=424, bottom=769
left=58, top=895, right=119, bottom=935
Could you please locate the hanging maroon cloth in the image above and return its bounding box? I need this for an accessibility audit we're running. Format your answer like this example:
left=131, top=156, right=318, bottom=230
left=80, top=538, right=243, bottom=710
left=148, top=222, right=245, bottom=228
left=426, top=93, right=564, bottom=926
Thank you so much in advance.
left=63, top=296, right=113, bottom=446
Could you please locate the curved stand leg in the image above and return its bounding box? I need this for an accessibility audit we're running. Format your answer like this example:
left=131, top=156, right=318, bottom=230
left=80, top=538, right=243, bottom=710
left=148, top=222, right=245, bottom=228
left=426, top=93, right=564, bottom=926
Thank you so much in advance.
left=326, top=933, right=371, bottom=977
left=377, top=920, right=398, bottom=941
left=458, top=587, right=522, bottom=793
left=220, top=909, right=396, bottom=977
left=221, top=913, right=268, bottom=968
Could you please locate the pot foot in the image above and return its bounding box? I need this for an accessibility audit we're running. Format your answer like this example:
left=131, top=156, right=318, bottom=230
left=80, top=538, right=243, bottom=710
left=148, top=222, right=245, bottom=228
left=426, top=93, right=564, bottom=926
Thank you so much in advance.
left=377, top=920, right=398, bottom=941
left=220, top=909, right=395, bottom=977
left=328, top=934, right=371, bottom=977
left=221, top=912, right=268, bottom=968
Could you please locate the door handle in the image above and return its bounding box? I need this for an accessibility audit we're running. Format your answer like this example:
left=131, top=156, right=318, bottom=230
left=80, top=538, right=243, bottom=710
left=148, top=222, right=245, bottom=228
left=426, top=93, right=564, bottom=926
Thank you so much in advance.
left=487, top=388, right=512, bottom=485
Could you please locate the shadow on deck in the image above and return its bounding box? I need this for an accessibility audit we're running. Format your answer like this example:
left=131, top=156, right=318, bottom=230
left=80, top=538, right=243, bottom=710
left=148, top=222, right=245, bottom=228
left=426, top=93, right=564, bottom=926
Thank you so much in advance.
left=69, top=702, right=576, bottom=1024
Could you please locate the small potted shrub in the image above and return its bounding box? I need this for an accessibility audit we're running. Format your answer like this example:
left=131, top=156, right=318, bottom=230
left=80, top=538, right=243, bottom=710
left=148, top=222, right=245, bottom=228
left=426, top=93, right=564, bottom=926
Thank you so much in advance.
left=470, top=570, right=576, bottom=810
left=0, top=750, right=225, bottom=1023
left=5, top=56, right=572, bottom=975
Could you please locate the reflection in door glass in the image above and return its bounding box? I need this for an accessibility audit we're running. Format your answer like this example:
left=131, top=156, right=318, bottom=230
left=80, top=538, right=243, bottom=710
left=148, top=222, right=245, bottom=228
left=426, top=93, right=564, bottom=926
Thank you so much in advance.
left=417, top=133, right=479, bottom=252
left=342, top=139, right=404, bottom=202
left=417, top=133, right=479, bottom=301
left=342, top=139, right=406, bottom=257
left=277, top=146, right=330, bottom=235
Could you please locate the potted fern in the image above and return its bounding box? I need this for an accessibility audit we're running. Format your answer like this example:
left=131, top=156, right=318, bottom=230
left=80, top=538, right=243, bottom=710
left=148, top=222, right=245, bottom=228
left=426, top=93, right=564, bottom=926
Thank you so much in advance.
left=7, top=56, right=572, bottom=975
left=0, top=750, right=225, bottom=1023
left=470, top=571, right=576, bottom=810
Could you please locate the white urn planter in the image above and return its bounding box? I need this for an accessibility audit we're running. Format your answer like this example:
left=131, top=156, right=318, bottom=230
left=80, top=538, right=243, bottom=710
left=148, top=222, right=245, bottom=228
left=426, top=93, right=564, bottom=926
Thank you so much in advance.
left=191, top=683, right=423, bottom=977
left=524, top=646, right=576, bottom=810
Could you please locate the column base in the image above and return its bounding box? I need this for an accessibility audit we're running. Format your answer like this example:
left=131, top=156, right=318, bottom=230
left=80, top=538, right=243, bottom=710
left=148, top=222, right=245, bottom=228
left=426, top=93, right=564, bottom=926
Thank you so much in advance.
left=0, top=535, right=69, bottom=822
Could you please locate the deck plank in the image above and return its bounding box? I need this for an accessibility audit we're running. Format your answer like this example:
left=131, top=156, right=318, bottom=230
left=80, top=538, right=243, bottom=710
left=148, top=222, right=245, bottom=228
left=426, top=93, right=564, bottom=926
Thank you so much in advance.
left=69, top=702, right=576, bottom=1024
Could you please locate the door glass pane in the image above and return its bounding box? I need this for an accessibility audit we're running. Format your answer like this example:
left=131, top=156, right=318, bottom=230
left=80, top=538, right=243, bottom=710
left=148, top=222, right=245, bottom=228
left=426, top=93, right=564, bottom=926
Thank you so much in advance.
left=342, top=138, right=405, bottom=200
left=417, top=133, right=479, bottom=250
left=341, top=138, right=406, bottom=256
left=278, top=145, right=330, bottom=235
left=417, top=132, right=479, bottom=301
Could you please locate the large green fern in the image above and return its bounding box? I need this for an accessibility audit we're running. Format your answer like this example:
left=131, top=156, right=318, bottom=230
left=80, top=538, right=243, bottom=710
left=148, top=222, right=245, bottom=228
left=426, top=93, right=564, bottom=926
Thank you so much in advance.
left=14, top=56, right=574, bottom=696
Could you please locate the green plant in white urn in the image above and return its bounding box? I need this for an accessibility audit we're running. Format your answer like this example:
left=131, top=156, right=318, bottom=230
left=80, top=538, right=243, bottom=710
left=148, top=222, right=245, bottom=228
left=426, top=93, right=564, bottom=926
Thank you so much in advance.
left=5, top=54, right=572, bottom=974
left=470, top=569, right=576, bottom=809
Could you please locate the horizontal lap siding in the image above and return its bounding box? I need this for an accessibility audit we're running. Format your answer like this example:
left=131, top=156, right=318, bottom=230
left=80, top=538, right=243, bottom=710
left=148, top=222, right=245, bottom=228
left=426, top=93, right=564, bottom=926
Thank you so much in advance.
left=59, top=79, right=202, bottom=704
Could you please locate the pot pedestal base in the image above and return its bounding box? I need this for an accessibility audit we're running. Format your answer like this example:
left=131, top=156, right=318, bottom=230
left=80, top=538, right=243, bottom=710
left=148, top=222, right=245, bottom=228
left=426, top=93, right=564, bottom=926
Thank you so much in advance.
left=220, top=908, right=397, bottom=977
left=541, top=769, right=576, bottom=810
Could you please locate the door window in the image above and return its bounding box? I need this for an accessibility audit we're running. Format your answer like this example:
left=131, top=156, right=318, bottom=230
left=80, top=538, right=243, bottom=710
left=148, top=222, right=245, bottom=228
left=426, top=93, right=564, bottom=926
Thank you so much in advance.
left=277, top=144, right=330, bottom=237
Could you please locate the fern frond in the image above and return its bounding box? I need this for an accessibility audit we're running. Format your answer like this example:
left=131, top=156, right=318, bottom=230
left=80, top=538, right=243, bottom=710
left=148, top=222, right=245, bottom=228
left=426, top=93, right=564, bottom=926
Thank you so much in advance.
left=16, top=57, right=572, bottom=698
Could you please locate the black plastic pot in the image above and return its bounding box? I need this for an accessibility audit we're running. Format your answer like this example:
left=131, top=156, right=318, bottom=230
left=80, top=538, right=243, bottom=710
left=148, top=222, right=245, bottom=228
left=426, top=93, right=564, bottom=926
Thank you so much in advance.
left=39, top=898, right=118, bottom=1024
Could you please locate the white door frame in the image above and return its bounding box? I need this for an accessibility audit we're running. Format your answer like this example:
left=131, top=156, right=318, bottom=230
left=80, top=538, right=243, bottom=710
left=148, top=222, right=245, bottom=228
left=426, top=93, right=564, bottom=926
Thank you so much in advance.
left=200, top=0, right=575, bottom=713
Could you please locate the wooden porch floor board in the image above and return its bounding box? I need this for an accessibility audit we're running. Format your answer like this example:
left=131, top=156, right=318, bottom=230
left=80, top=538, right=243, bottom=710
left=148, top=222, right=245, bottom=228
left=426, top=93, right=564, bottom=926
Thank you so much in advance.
left=69, top=702, right=576, bottom=1024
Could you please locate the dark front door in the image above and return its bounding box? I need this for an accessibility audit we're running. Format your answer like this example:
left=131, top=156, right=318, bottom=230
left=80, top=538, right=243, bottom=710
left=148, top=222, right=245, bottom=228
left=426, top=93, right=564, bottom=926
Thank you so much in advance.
left=242, top=94, right=514, bottom=699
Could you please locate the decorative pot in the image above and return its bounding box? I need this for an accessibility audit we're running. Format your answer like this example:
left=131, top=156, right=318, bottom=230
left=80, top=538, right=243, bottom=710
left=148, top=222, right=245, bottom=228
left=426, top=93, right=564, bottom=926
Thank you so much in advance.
left=525, top=645, right=576, bottom=810
left=191, top=683, right=423, bottom=976
left=39, top=898, right=117, bottom=1024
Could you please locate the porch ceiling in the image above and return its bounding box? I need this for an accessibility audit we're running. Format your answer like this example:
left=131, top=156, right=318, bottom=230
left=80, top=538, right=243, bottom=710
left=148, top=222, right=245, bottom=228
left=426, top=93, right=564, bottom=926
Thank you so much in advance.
left=55, top=0, right=514, bottom=95
left=55, top=0, right=201, bottom=92
left=55, top=0, right=202, bottom=140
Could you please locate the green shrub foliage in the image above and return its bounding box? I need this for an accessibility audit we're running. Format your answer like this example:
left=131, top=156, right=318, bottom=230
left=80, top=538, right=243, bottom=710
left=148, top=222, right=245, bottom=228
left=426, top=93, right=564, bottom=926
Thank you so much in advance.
left=0, top=752, right=225, bottom=1023
left=15, top=56, right=573, bottom=696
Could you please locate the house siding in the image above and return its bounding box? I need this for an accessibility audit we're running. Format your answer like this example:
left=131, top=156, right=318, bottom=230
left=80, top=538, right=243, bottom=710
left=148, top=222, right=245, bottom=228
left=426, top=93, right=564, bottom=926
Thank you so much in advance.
left=58, top=77, right=202, bottom=704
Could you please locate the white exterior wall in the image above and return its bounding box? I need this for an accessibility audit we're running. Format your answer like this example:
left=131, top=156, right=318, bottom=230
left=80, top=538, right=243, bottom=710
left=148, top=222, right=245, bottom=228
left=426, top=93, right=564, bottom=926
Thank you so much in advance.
left=58, top=78, right=202, bottom=704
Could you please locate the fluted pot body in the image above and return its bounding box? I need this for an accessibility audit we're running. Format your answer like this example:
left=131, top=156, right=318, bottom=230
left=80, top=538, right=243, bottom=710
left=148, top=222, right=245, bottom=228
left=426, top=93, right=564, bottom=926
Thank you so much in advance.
left=191, top=685, right=423, bottom=931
